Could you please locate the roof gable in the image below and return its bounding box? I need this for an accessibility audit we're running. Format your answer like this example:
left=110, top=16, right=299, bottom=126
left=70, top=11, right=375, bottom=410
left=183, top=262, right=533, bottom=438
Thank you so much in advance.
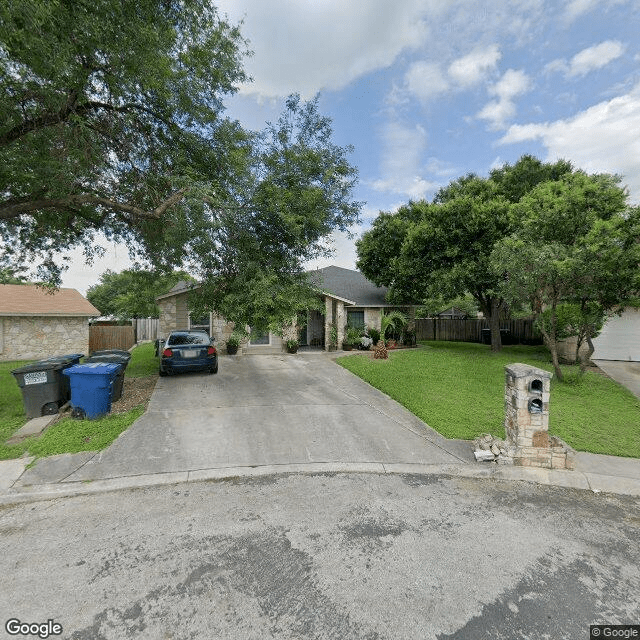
left=307, top=266, right=390, bottom=306
left=0, top=285, right=100, bottom=316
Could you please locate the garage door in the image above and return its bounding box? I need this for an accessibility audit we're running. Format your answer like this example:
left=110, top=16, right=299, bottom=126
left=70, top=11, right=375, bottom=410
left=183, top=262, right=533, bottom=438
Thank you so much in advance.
left=592, top=308, right=640, bottom=361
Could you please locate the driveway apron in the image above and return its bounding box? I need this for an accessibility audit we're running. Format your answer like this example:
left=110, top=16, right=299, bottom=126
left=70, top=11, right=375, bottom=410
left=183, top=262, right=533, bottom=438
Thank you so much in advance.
left=64, top=354, right=468, bottom=481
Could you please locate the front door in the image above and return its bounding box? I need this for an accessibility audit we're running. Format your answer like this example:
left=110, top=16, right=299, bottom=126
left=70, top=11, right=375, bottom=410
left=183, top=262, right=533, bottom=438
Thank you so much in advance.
left=306, top=310, right=325, bottom=348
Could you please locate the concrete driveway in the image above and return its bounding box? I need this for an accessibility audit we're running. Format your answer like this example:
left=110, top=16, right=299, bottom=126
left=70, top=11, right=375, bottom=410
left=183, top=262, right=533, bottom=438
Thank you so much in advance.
left=51, top=354, right=471, bottom=483
left=593, top=359, right=640, bottom=399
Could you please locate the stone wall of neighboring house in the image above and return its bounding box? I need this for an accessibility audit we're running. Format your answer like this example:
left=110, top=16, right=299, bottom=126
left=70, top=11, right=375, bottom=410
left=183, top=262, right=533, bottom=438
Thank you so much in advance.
left=556, top=336, right=590, bottom=364
left=158, top=293, right=189, bottom=336
left=0, top=316, right=90, bottom=361
left=158, top=297, right=177, bottom=337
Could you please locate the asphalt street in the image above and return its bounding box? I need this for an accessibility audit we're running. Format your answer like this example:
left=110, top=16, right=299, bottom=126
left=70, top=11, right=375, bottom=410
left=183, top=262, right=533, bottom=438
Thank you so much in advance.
left=1, top=472, right=639, bottom=640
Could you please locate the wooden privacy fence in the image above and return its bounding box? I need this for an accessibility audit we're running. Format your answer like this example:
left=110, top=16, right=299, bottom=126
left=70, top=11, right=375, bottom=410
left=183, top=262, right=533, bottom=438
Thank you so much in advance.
left=133, top=317, right=159, bottom=342
left=415, top=318, right=541, bottom=344
left=88, top=325, right=135, bottom=353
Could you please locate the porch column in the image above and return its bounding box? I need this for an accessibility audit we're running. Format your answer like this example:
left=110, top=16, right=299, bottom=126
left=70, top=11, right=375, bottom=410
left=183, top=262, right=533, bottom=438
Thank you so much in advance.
left=324, top=297, right=333, bottom=351
left=336, top=301, right=345, bottom=348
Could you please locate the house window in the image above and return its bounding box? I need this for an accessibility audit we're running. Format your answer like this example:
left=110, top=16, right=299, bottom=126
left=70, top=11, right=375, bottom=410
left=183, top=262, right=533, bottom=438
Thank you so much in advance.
left=250, top=330, right=270, bottom=345
left=347, top=310, right=365, bottom=329
left=189, top=313, right=210, bottom=334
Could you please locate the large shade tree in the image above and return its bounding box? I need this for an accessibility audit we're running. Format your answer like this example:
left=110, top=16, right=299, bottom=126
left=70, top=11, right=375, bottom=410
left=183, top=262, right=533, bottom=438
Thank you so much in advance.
left=0, top=1, right=360, bottom=330
left=357, top=156, right=572, bottom=351
left=491, top=172, right=639, bottom=380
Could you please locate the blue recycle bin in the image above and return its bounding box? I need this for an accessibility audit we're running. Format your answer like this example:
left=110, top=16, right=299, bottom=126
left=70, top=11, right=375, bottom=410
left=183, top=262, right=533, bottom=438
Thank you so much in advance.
left=63, top=363, right=121, bottom=419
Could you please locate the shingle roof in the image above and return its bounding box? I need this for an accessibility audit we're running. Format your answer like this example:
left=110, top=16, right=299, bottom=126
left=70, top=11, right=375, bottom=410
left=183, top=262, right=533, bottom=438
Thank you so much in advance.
left=0, top=285, right=100, bottom=317
left=156, top=280, right=200, bottom=301
left=307, top=266, right=390, bottom=306
left=155, top=267, right=394, bottom=307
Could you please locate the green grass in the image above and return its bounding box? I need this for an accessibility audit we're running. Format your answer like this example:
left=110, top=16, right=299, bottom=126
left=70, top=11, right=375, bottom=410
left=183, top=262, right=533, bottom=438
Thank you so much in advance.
left=0, top=343, right=157, bottom=461
left=125, top=341, right=158, bottom=377
left=337, top=341, right=640, bottom=458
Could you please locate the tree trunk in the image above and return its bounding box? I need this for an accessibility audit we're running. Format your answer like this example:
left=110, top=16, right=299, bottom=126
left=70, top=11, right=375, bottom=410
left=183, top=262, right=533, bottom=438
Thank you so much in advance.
left=539, top=320, right=564, bottom=382
left=580, top=334, right=596, bottom=374
left=488, top=297, right=502, bottom=352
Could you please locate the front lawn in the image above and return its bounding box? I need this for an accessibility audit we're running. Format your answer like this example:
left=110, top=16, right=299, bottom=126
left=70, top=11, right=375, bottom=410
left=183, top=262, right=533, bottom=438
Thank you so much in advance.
left=0, top=343, right=158, bottom=461
left=337, top=342, right=640, bottom=458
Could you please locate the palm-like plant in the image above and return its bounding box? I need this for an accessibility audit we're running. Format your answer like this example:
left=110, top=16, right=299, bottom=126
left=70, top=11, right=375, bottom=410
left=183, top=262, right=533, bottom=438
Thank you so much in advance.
left=379, top=310, right=408, bottom=343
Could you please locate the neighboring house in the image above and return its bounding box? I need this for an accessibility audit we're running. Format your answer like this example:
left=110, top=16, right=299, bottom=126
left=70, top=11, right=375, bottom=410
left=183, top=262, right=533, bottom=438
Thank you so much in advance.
left=0, top=284, right=99, bottom=361
left=436, top=306, right=468, bottom=319
left=156, top=265, right=417, bottom=354
left=592, top=307, right=640, bottom=361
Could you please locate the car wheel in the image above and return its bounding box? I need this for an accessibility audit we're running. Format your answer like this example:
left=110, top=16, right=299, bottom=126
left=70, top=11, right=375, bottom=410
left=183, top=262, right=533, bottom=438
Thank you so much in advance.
left=209, top=362, right=218, bottom=374
left=159, top=367, right=167, bottom=377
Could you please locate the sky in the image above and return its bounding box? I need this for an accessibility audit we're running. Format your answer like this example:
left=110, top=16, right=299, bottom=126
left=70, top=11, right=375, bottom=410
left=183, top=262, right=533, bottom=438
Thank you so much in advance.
left=62, top=0, right=640, bottom=294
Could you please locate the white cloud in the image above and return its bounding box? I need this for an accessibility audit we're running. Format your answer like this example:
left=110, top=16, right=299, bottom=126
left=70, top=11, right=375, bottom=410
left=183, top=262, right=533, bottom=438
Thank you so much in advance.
left=215, top=0, right=433, bottom=98
left=499, top=82, right=640, bottom=202
left=404, top=61, right=450, bottom=101
left=567, top=40, right=625, bottom=77
left=563, top=0, right=628, bottom=23
left=546, top=41, right=625, bottom=78
left=371, top=121, right=438, bottom=200
left=477, top=69, right=531, bottom=129
left=563, top=0, right=599, bottom=21
left=447, top=44, right=502, bottom=87
left=403, top=44, right=501, bottom=104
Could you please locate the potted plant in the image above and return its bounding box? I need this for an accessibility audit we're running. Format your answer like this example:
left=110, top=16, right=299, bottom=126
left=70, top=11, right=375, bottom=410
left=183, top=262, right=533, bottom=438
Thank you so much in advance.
left=367, top=327, right=381, bottom=345
left=226, top=333, right=240, bottom=355
left=343, top=325, right=362, bottom=351
left=286, top=339, right=299, bottom=354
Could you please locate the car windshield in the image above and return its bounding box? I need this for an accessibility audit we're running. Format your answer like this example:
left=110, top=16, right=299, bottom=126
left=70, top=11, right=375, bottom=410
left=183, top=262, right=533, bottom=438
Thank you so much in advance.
left=167, top=332, right=209, bottom=346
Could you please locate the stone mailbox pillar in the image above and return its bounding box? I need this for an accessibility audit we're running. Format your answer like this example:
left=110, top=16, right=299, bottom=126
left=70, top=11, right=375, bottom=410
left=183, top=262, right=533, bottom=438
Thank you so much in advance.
left=504, top=363, right=575, bottom=470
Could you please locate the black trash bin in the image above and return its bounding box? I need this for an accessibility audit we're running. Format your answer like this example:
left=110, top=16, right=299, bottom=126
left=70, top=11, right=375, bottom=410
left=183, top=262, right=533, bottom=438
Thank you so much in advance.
left=90, top=349, right=132, bottom=360
left=84, top=354, right=129, bottom=401
left=39, top=353, right=85, bottom=401
left=11, top=360, right=71, bottom=419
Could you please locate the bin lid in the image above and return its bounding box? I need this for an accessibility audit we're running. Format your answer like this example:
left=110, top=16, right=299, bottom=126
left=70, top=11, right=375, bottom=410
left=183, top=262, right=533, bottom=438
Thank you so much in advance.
left=63, top=363, right=121, bottom=377
left=39, top=355, right=75, bottom=365
left=11, top=361, right=64, bottom=375
left=85, top=354, right=129, bottom=364
left=90, top=349, right=132, bottom=359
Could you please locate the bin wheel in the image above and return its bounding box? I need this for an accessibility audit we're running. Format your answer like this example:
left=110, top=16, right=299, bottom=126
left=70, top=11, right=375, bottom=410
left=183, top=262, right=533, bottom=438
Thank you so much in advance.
left=71, top=407, right=86, bottom=420
left=42, top=402, right=59, bottom=416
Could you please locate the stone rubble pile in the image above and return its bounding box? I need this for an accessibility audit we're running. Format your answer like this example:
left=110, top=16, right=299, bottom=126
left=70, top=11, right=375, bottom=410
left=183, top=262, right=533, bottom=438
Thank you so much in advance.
left=473, top=433, right=513, bottom=465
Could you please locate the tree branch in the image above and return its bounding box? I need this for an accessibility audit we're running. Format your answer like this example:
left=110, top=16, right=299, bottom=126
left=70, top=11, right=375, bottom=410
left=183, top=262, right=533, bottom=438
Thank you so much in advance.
left=0, top=190, right=187, bottom=222
left=1, top=99, right=171, bottom=147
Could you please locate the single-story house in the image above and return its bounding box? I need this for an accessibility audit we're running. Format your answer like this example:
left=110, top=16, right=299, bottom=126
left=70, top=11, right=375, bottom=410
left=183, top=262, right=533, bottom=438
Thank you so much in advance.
left=156, top=265, right=417, bottom=354
left=0, top=284, right=100, bottom=361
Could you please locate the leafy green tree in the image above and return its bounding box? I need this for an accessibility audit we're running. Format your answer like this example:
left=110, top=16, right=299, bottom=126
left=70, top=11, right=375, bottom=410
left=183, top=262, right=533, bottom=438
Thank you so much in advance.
left=0, top=267, right=28, bottom=284
left=0, top=4, right=361, bottom=331
left=87, top=270, right=196, bottom=320
left=0, top=0, right=249, bottom=283
left=357, top=156, right=573, bottom=351
left=187, top=95, right=360, bottom=333
left=491, top=172, right=638, bottom=380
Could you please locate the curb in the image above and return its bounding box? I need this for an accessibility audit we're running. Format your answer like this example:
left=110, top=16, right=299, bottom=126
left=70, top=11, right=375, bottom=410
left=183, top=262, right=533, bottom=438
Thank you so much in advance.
left=2, top=461, right=639, bottom=506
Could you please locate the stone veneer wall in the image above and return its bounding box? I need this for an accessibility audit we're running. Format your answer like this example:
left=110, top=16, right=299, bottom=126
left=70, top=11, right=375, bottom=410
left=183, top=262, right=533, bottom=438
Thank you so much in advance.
left=364, top=308, right=381, bottom=331
left=504, top=363, right=575, bottom=470
left=0, top=316, right=90, bottom=361
left=158, top=298, right=177, bottom=337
